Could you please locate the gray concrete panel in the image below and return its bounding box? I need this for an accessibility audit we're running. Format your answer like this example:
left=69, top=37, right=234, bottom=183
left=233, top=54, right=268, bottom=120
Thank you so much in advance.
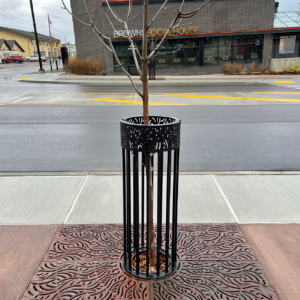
left=177, top=175, right=236, bottom=223
left=215, top=175, right=300, bottom=223
left=66, top=175, right=236, bottom=224
left=0, top=176, right=85, bottom=224
left=66, top=175, right=123, bottom=224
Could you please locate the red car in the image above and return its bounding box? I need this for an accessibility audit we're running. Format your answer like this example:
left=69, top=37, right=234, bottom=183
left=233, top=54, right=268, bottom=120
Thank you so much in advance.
left=2, top=55, right=23, bottom=63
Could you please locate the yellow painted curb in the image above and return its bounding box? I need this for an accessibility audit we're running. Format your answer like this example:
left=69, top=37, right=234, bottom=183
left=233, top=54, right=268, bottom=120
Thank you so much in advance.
left=273, top=81, right=294, bottom=83
left=20, top=97, right=186, bottom=106
left=20, top=77, right=31, bottom=80
left=85, top=98, right=186, bottom=105
left=253, top=92, right=300, bottom=95
left=164, top=94, right=300, bottom=103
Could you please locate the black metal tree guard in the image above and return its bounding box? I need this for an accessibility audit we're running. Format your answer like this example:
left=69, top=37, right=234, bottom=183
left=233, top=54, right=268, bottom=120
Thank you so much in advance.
left=120, top=116, right=181, bottom=279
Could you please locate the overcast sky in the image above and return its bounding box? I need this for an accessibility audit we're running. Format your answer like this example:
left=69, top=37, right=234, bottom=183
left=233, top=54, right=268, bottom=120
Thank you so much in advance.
left=0, top=0, right=298, bottom=44
left=1, top=0, right=75, bottom=43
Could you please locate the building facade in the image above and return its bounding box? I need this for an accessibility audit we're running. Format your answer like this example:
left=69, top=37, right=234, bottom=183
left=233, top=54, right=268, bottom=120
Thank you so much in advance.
left=70, top=0, right=300, bottom=75
left=0, top=27, right=61, bottom=59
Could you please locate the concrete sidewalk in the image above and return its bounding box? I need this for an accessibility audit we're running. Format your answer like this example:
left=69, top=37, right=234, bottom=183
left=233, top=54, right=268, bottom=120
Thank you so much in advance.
left=0, top=174, right=299, bottom=300
left=11, top=73, right=300, bottom=85
left=0, top=174, right=300, bottom=224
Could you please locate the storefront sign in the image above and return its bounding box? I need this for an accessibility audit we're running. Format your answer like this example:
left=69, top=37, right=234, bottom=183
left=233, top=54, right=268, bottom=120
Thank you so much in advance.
left=113, top=26, right=199, bottom=37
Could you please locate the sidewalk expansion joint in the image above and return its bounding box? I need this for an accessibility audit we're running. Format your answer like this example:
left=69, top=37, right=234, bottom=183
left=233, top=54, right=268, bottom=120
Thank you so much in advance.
left=211, top=175, right=240, bottom=223
left=64, top=176, right=89, bottom=224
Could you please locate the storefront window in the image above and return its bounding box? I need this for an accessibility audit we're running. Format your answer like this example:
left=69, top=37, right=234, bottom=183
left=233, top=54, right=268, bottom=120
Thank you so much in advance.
left=279, top=36, right=296, bottom=54
left=204, top=37, right=218, bottom=46
left=184, top=48, right=199, bottom=66
left=218, top=45, right=231, bottom=64
left=155, top=53, right=170, bottom=69
left=232, top=44, right=247, bottom=64
left=247, top=44, right=262, bottom=63
left=204, top=34, right=263, bottom=66
left=169, top=51, right=184, bottom=68
left=112, top=35, right=263, bottom=72
left=219, top=37, right=233, bottom=47
left=113, top=38, right=199, bottom=72
left=204, top=46, right=218, bottom=66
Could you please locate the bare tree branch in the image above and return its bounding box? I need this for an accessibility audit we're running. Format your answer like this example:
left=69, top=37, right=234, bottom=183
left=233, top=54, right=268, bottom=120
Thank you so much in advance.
left=173, top=22, right=192, bottom=28
left=147, top=0, right=211, bottom=61
left=92, top=29, right=113, bottom=52
left=126, top=12, right=140, bottom=22
left=125, top=0, right=133, bottom=22
left=157, top=48, right=180, bottom=55
left=179, top=0, right=185, bottom=11
left=61, top=0, right=92, bottom=27
left=135, top=43, right=142, bottom=60
left=180, top=0, right=211, bottom=18
left=104, top=0, right=142, bottom=77
left=61, top=0, right=142, bottom=97
left=147, top=16, right=179, bottom=61
left=148, top=0, right=168, bottom=29
left=105, top=13, right=118, bottom=32
left=124, top=22, right=142, bottom=76
left=83, top=0, right=94, bottom=24
left=108, top=39, right=143, bottom=97
left=105, top=0, right=124, bottom=22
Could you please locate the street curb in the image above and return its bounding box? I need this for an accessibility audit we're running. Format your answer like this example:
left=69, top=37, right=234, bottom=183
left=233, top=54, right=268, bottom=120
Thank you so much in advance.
left=18, top=79, right=270, bottom=86
left=0, top=171, right=299, bottom=176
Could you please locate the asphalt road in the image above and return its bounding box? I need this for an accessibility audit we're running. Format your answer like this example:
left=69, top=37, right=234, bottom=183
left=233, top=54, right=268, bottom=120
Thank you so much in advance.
left=1, top=63, right=300, bottom=171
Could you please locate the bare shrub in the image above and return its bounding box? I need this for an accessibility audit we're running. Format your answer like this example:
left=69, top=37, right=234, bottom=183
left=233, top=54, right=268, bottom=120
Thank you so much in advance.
left=235, top=65, right=242, bottom=74
left=223, top=62, right=242, bottom=74
left=247, top=62, right=256, bottom=73
left=66, top=56, right=105, bottom=75
left=289, top=64, right=300, bottom=73
left=223, top=62, right=236, bottom=75
left=259, top=60, right=270, bottom=73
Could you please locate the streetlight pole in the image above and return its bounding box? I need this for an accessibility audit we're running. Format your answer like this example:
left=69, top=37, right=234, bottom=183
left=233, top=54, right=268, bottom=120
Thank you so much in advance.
left=29, top=0, right=44, bottom=73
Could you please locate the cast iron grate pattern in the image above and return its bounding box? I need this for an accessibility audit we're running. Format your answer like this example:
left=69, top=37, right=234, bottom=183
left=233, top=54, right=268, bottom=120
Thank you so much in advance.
left=22, top=224, right=279, bottom=300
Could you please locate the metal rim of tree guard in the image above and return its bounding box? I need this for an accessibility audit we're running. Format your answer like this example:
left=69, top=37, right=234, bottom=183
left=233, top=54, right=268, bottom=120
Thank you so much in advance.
left=120, top=116, right=181, bottom=279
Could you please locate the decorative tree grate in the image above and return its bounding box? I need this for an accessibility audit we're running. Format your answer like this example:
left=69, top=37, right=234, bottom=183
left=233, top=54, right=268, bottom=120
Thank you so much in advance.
left=121, top=116, right=181, bottom=279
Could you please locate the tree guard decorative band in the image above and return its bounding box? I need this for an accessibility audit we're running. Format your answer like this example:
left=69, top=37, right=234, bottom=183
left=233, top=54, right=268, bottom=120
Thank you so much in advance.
left=120, top=116, right=181, bottom=279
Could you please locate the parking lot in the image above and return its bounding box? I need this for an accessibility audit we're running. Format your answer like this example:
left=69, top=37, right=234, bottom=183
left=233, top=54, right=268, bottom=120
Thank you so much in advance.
left=0, top=58, right=63, bottom=73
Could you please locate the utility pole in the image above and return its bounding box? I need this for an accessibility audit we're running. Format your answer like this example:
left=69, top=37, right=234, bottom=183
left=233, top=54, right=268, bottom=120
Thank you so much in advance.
left=29, top=0, right=44, bottom=73
left=48, top=13, right=54, bottom=62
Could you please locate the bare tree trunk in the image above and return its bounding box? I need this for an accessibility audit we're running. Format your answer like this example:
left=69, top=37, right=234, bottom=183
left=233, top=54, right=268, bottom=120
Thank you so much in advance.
left=142, top=0, right=156, bottom=268
left=62, top=0, right=211, bottom=274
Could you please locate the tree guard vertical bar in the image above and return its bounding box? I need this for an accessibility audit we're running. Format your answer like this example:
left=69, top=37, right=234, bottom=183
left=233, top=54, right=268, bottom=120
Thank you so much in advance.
left=126, top=149, right=131, bottom=271
left=157, top=152, right=163, bottom=275
left=165, top=150, right=172, bottom=273
left=133, top=151, right=139, bottom=275
left=172, top=148, right=179, bottom=268
left=146, top=152, right=150, bottom=277
left=122, top=148, right=127, bottom=266
left=142, top=154, right=145, bottom=246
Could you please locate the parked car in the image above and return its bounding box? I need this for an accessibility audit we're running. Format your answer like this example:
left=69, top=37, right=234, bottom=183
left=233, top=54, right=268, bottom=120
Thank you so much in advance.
left=2, top=55, right=24, bottom=63
left=26, top=54, right=46, bottom=62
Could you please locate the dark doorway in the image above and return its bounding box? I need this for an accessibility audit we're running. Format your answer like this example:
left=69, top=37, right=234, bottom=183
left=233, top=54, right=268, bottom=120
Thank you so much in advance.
left=127, top=49, right=141, bottom=75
